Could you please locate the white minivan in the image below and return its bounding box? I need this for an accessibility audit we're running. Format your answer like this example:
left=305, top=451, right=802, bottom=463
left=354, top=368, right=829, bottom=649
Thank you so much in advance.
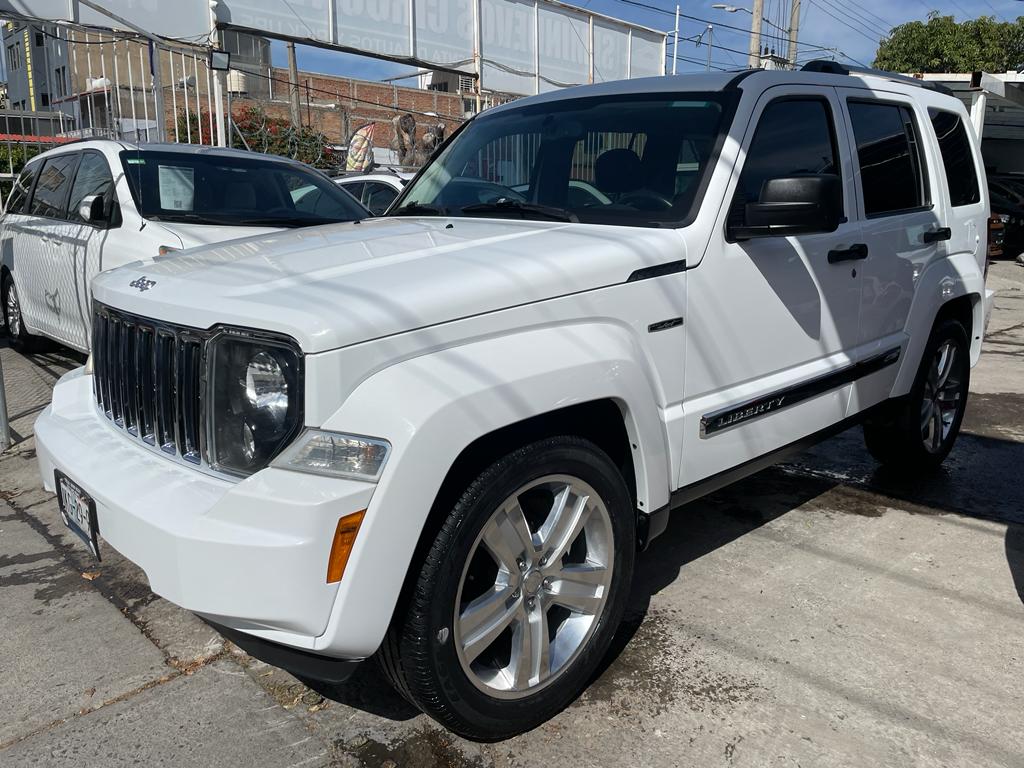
left=1, top=140, right=369, bottom=353
left=36, top=63, right=994, bottom=739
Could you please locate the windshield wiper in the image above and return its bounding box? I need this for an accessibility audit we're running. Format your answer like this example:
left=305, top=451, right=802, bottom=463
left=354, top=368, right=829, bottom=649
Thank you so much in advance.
left=390, top=202, right=447, bottom=216
left=460, top=199, right=577, bottom=223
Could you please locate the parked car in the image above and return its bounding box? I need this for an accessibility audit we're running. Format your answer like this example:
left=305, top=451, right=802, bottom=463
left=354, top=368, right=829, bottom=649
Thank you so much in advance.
left=335, top=169, right=414, bottom=215
left=1, top=140, right=369, bottom=353
left=988, top=189, right=1024, bottom=259
left=36, top=62, right=993, bottom=740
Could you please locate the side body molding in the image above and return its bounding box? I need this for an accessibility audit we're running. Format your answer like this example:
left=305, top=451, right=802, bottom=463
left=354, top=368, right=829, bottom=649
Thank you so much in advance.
left=312, top=322, right=672, bottom=657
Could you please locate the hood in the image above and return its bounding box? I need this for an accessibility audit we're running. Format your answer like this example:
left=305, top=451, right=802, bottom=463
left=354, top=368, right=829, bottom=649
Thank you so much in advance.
left=93, top=217, right=686, bottom=353
left=154, top=220, right=282, bottom=249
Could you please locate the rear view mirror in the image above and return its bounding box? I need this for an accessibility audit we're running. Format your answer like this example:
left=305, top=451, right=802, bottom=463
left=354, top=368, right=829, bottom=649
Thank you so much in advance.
left=729, top=175, right=842, bottom=240
left=78, top=194, right=106, bottom=224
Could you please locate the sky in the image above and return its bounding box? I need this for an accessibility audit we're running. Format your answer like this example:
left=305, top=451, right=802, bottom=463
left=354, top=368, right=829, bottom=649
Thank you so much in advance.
left=275, top=0, right=1024, bottom=84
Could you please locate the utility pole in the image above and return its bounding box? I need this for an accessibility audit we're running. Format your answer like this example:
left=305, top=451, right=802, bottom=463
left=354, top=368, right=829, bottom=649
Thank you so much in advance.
left=286, top=41, right=301, bottom=128
left=210, top=2, right=227, bottom=146
left=706, top=25, right=713, bottom=71
left=672, top=5, right=680, bottom=75
left=786, top=0, right=801, bottom=69
left=748, top=0, right=764, bottom=69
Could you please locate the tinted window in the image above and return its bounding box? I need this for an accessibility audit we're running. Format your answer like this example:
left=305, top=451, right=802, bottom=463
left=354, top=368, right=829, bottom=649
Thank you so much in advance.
left=396, top=93, right=733, bottom=227
left=121, top=151, right=366, bottom=227
left=738, top=98, right=840, bottom=213
left=29, top=153, right=78, bottom=219
left=364, top=182, right=398, bottom=215
left=68, top=152, right=115, bottom=223
left=6, top=162, right=38, bottom=214
left=929, top=109, right=980, bottom=207
left=340, top=181, right=365, bottom=202
left=848, top=101, right=928, bottom=216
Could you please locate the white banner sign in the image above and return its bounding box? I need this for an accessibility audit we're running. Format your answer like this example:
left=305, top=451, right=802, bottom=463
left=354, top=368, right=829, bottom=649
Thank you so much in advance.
left=1, top=0, right=666, bottom=95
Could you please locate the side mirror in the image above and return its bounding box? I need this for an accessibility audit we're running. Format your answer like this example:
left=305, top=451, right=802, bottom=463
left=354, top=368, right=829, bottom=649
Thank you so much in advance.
left=78, top=194, right=106, bottom=224
left=729, top=174, right=842, bottom=240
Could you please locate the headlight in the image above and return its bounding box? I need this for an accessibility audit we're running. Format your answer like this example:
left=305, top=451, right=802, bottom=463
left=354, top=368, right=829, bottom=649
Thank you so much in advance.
left=272, top=430, right=390, bottom=481
left=208, top=332, right=303, bottom=476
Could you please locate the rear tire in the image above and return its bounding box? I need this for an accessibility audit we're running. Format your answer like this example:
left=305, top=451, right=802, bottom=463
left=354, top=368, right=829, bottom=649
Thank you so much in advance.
left=863, top=318, right=970, bottom=470
left=380, top=436, right=635, bottom=741
left=2, top=273, right=39, bottom=353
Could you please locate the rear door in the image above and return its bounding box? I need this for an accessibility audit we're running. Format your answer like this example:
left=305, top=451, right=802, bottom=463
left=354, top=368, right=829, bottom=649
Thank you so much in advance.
left=18, top=151, right=80, bottom=343
left=837, top=89, right=947, bottom=412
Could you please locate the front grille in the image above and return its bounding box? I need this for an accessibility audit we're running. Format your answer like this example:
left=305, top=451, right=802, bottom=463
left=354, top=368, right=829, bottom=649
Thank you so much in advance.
left=92, top=304, right=205, bottom=465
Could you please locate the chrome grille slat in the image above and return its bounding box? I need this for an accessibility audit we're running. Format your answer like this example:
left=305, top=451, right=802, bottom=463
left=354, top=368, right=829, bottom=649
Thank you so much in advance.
left=91, top=304, right=207, bottom=470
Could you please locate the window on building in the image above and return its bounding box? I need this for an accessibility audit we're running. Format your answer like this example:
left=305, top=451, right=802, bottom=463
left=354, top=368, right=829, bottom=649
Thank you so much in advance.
left=929, top=109, right=980, bottom=207
left=53, top=65, right=68, bottom=99
left=848, top=100, right=929, bottom=216
left=7, top=42, right=21, bottom=72
left=29, top=154, right=78, bottom=219
left=34, top=31, right=43, bottom=48
left=736, top=98, right=841, bottom=222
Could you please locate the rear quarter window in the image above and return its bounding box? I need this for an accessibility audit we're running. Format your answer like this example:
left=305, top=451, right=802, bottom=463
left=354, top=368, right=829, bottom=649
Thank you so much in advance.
left=928, top=109, right=980, bottom=207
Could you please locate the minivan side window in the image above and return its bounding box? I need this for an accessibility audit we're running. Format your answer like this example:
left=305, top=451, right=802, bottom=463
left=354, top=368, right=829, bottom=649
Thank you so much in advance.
left=928, top=109, right=980, bottom=207
left=28, top=153, right=79, bottom=219
left=736, top=98, right=841, bottom=221
left=68, top=151, right=115, bottom=224
left=848, top=101, right=929, bottom=217
left=6, top=161, right=39, bottom=214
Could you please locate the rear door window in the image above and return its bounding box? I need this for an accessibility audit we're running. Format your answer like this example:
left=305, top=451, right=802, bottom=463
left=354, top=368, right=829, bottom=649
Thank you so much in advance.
left=29, top=153, right=79, bottom=219
left=928, top=109, right=980, bottom=207
left=6, top=161, right=39, bottom=214
left=363, top=182, right=398, bottom=215
left=848, top=101, right=929, bottom=217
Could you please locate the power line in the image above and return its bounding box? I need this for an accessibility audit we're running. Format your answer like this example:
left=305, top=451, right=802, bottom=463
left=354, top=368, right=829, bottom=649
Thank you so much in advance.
left=811, top=0, right=882, bottom=40
left=807, top=0, right=880, bottom=45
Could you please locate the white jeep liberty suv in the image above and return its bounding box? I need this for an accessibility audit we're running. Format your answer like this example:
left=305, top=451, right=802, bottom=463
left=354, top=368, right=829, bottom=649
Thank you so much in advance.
left=35, top=62, right=993, bottom=739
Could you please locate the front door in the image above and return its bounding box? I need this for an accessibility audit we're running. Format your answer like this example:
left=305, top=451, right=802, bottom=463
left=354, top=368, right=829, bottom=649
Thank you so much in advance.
left=680, top=86, right=864, bottom=486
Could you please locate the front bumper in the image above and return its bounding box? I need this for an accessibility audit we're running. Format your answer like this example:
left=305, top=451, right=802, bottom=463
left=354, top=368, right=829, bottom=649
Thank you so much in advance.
left=35, top=368, right=376, bottom=652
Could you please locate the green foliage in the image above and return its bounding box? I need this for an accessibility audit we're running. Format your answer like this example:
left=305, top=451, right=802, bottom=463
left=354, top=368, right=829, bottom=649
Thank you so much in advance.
left=175, top=106, right=337, bottom=170
left=873, top=13, right=1024, bottom=73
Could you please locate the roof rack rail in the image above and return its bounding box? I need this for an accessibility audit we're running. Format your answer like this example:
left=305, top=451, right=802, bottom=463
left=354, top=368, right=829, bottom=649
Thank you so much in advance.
left=800, top=60, right=954, bottom=96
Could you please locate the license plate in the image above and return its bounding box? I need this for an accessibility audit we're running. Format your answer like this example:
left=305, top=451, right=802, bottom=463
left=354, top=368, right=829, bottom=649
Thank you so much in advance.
left=55, top=470, right=101, bottom=560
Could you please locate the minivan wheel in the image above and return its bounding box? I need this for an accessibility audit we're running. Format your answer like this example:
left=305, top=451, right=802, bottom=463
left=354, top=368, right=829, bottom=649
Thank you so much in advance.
left=2, top=273, right=38, bottom=352
left=863, top=319, right=970, bottom=470
left=380, top=436, right=635, bottom=740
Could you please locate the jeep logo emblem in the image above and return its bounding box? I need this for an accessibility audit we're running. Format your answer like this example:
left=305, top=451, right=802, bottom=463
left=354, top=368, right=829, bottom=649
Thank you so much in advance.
left=129, top=276, right=156, bottom=292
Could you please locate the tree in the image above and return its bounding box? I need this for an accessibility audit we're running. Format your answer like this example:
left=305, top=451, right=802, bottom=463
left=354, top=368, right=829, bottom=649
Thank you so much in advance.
left=175, top=106, right=337, bottom=170
left=873, top=13, right=1024, bottom=73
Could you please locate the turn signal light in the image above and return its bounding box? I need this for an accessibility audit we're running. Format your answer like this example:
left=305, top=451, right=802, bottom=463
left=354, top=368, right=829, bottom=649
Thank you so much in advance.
left=326, top=510, right=366, bottom=583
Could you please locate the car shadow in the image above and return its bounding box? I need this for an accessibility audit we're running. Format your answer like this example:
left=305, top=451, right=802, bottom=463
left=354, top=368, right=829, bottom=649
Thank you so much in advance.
left=306, top=424, right=1024, bottom=726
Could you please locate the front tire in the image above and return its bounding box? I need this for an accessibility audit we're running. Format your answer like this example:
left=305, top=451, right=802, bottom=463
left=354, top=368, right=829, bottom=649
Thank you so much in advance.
left=863, top=318, right=970, bottom=470
left=380, top=436, right=635, bottom=740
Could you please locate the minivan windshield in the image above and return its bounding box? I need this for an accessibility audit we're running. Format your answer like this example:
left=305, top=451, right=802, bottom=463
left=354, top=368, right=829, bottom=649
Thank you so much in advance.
left=120, top=150, right=368, bottom=227
left=391, top=92, right=734, bottom=227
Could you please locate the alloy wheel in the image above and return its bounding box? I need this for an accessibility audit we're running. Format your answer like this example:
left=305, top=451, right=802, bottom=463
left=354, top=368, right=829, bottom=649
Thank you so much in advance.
left=453, top=474, right=614, bottom=700
left=921, top=339, right=963, bottom=453
left=5, top=282, right=21, bottom=337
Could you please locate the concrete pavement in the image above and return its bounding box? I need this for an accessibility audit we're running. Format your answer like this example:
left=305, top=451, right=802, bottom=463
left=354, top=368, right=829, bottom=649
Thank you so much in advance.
left=1, top=263, right=1022, bottom=767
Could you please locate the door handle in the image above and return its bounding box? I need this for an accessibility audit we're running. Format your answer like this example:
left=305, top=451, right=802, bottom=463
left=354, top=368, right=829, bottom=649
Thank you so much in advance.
left=827, top=243, right=869, bottom=264
left=922, top=227, right=952, bottom=244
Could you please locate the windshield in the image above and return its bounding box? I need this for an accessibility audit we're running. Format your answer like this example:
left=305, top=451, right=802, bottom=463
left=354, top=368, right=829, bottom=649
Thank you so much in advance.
left=392, top=92, right=734, bottom=227
left=120, top=150, right=368, bottom=227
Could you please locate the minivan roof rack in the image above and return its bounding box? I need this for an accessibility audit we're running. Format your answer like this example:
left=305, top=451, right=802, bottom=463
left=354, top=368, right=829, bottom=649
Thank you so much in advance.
left=801, top=60, right=954, bottom=96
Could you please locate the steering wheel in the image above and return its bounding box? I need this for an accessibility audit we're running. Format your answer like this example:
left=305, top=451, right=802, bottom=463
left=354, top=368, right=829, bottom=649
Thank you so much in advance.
left=617, top=189, right=674, bottom=211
